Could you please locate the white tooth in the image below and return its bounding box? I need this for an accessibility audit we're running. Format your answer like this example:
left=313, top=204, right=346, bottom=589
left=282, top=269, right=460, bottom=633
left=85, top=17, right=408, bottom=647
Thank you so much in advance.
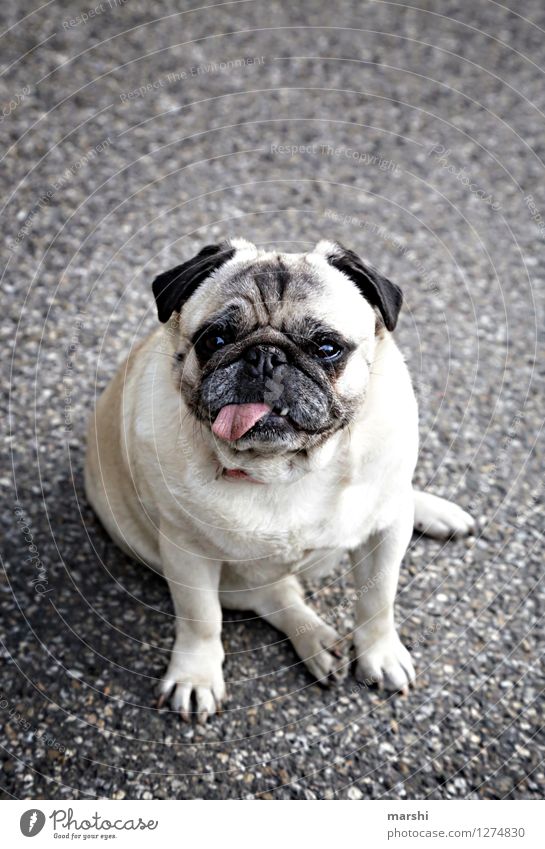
left=280, top=407, right=289, bottom=416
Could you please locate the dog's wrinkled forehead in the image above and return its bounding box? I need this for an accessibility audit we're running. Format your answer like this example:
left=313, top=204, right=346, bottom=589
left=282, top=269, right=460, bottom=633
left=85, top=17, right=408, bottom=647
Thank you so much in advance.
left=151, top=238, right=402, bottom=337
left=178, top=239, right=378, bottom=341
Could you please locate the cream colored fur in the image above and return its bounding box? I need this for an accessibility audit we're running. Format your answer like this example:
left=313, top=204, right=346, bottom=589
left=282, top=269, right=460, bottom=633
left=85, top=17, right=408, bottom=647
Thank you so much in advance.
left=85, top=240, right=474, bottom=722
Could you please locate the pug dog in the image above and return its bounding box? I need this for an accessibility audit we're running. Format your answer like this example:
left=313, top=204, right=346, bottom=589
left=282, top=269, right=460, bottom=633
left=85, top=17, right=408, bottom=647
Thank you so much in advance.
left=84, top=238, right=474, bottom=723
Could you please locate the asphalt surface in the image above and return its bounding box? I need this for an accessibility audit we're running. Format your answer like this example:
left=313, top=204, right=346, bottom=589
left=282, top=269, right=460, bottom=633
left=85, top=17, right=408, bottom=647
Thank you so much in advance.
left=1, top=0, right=544, bottom=800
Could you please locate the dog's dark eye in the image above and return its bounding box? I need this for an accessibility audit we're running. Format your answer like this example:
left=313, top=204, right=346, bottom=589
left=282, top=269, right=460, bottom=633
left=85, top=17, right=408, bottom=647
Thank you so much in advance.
left=205, top=333, right=227, bottom=352
left=196, top=326, right=233, bottom=358
left=315, top=340, right=343, bottom=361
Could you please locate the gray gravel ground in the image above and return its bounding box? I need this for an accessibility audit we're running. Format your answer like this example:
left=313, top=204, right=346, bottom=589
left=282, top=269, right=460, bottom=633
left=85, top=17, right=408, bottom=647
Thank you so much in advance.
left=1, top=0, right=544, bottom=800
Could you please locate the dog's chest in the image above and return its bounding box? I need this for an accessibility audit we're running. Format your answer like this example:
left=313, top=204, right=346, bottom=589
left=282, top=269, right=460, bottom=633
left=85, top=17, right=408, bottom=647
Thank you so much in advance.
left=197, top=476, right=384, bottom=568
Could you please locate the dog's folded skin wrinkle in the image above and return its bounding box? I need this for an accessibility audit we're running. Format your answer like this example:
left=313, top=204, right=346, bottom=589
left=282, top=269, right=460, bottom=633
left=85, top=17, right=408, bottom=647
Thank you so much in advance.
left=84, top=237, right=476, bottom=722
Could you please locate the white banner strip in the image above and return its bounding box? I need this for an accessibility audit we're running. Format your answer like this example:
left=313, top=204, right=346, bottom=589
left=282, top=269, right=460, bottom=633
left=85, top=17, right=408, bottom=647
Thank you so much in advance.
left=2, top=799, right=543, bottom=848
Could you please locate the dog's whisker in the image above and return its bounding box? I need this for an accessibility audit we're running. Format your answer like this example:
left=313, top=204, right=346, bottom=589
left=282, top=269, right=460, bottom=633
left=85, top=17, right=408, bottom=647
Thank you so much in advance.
left=149, top=350, right=177, bottom=359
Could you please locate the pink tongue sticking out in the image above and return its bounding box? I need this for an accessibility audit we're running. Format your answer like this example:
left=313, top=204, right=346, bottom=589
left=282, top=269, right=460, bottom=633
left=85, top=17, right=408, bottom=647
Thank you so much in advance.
left=212, top=403, right=271, bottom=441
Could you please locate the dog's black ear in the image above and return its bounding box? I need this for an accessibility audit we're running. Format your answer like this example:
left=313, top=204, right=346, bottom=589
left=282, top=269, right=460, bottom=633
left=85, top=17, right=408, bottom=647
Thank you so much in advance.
left=152, top=243, right=236, bottom=323
left=326, top=243, right=403, bottom=331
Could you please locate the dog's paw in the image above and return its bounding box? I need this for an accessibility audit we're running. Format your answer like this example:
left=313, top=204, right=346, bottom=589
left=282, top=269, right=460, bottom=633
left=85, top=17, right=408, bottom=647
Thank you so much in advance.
left=292, top=620, right=347, bottom=686
left=414, top=491, right=475, bottom=540
left=354, top=629, right=415, bottom=693
left=156, top=637, right=225, bottom=723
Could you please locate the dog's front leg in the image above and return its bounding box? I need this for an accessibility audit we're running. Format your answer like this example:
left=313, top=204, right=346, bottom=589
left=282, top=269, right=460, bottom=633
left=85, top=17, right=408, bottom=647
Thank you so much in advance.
left=350, top=501, right=415, bottom=693
left=156, top=522, right=224, bottom=722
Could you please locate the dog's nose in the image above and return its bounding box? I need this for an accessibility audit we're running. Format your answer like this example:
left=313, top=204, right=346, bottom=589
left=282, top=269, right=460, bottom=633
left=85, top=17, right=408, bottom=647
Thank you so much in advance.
left=243, top=345, right=287, bottom=378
